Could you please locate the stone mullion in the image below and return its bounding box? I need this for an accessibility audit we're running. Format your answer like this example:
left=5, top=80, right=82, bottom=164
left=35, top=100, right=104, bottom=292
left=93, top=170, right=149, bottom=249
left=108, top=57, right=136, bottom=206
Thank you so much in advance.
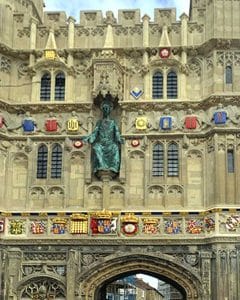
left=143, top=138, right=149, bottom=206
left=50, top=69, right=55, bottom=102
left=84, top=112, right=94, bottom=186
left=6, top=249, right=22, bottom=299
left=200, top=252, right=212, bottom=300
left=66, top=250, right=78, bottom=300
left=66, top=17, right=76, bottom=102
left=214, top=135, right=226, bottom=205
left=237, top=248, right=240, bottom=299
left=229, top=249, right=237, bottom=299
left=235, top=144, right=240, bottom=204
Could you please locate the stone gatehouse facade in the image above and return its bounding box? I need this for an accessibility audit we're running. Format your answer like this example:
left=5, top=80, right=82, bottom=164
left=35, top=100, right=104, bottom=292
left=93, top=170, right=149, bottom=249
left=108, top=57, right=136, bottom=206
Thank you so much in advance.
left=0, top=0, right=240, bottom=299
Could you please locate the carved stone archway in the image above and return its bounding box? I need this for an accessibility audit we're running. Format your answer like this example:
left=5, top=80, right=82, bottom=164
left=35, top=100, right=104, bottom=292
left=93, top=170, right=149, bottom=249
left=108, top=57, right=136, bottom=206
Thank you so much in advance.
left=77, top=252, right=204, bottom=300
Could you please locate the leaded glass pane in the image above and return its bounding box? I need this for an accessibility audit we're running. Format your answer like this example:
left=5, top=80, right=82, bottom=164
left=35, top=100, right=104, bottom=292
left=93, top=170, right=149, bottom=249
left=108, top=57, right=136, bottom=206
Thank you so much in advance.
left=152, top=72, right=163, bottom=99
left=152, top=144, right=164, bottom=176
left=51, top=144, right=62, bottom=178
left=37, top=145, right=48, bottom=179
left=167, top=71, right=178, bottom=99
left=40, top=73, right=51, bottom=101
left=167, top=143, right=178, bottom=176
left=55, top=72, right=65, bottom=101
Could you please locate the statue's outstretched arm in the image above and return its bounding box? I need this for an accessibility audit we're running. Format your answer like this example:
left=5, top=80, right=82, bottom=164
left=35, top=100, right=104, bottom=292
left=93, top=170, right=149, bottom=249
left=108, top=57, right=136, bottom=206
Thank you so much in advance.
left=82, top=122, right=100, bottom=144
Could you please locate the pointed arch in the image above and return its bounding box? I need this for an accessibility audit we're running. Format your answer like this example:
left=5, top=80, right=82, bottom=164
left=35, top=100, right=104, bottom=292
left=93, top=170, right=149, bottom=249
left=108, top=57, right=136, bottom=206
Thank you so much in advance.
left=77, top=252, right=203, bottom=300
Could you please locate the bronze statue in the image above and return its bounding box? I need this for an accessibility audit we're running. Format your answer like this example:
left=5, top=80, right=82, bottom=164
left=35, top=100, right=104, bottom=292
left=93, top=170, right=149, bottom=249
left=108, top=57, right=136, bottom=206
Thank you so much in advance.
left=83, top=100, right=123, bottom=176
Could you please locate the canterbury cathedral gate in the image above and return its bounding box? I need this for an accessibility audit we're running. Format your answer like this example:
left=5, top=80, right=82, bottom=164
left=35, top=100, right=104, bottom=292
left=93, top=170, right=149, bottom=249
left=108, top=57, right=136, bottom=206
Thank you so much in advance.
left=1, top=0, right=240, bottom=299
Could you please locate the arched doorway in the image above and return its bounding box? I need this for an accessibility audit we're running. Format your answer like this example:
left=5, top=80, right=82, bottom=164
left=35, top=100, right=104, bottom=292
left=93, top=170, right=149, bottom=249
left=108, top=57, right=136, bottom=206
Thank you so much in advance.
left=78, top=252, right=203, bottom=300
left=98, top=272, right=186, bottom=299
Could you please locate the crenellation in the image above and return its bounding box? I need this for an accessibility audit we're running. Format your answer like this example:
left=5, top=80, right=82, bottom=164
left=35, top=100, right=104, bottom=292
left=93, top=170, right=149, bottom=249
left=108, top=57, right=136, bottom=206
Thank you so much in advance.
left=79, top=10, right=103, bottom=26
left=154, top=8, right=177, bottom=25
left=118, top=9, right=141, bottom=25
left=44, top=11, right=68, bottom=25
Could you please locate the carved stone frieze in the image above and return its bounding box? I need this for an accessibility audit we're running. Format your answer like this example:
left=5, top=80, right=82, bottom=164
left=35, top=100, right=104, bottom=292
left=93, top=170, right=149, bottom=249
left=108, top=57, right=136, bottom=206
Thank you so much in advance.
left=0, top=55, right=11, bottom=74
left=188, top=58, right=203, bottom=77
left=54, top=27, right=68, bottom=37
left=17, top=28, right=31, bottom=38
left=169, top=24, right=181, bottom=34
left=23, top=252, right=67, bottom=261
left=13, top=13, right=24, bottom=23
left=93, top=61, right=123, bottom=99
left=76, top=27, right=104, bottom=36
left=18, top=62, right=29, bottom=78
left=38, top=27, right=49, bottom=37
left=150, top=24, right=162, bottom=34
left=47, top=13, right=60, bottom=22
left=217, top=51, right=240, bottom=66
left=188, top=23, right=204, bottom=33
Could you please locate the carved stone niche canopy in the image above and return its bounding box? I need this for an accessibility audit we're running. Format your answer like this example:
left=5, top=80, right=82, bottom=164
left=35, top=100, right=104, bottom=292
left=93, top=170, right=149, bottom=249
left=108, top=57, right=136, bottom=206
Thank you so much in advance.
left=94, top=91, right=119, bottom=110
left=92, top=61, right=124, bottom=101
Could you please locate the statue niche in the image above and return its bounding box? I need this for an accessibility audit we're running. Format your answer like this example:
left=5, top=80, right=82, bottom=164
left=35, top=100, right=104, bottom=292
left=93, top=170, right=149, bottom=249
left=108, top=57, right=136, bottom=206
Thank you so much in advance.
left=83, top=93, right=123, bottom=180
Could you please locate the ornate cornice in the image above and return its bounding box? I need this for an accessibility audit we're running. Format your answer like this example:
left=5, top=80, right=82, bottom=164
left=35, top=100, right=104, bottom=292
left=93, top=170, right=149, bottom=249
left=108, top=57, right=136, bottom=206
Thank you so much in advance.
left=0, top=99, right=92, bottom=114
left=120, top=95, right=240, bottom=111
left=1, top=236, right=240, bottom=246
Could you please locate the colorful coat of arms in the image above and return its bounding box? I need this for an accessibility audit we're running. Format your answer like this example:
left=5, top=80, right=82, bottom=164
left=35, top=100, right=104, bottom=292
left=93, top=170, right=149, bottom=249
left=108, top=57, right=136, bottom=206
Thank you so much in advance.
left=141, top=218, right=160, bottom=234
left=70, top=214, right=88, bottom=234
left=225, top=215, right=240, bottom=231
left=0, top=219, right=4, bottom=233
left=184, top=116, right=198, bottom=129
left=90, top=211, right=117, bottom=235
left=121, top=213, right=139, bottom=236
left=45, top=119, right=58, bottom=132
left=67, top=118, right=79, bottom=132
left=164, top=219, right=182, bottom=234
left=204, top=216, right=215, bottom=232
left=186, top=218, right=204, bottom=234
left=31, top=220, right=46, bottom=234
left=213, top=111, right=227, bottom=124
left=51, top=219, right=67, bottom=234
left=160, top=116, right=172, bottom=130
left=9, top=220, right=25, bottom=235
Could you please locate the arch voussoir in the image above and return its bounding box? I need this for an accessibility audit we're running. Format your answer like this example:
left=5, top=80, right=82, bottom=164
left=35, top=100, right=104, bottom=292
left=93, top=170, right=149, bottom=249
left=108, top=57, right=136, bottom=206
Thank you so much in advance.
left=78, top=252, right=203, bottom=300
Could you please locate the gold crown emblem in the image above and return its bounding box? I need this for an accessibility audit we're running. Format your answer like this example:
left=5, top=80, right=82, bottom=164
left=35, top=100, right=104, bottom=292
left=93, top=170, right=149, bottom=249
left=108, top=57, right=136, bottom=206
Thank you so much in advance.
left=71, top=214, right=88, bottom=221
left=93, top=209, right=112, bottom=219
left=52, top=218, right=67, bottom=224
left=143, top=218, right=159, bottom=224
left=121, top=213, right=138, bottom=223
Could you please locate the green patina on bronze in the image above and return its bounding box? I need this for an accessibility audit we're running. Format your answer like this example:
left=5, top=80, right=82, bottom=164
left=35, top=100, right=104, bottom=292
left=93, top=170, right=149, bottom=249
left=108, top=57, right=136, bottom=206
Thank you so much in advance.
left=83, top=100, right=123, bottom=175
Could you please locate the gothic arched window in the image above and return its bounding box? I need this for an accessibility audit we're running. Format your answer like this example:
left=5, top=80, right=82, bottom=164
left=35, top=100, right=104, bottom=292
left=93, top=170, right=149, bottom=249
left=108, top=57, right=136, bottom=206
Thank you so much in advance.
left=227, top=149, right=234, bottom=173
left=51, top=144, right=62, bottom=178
left=152, top=143, right=164, bottom=177
left=152, top=71, right=163, bottom=99
left=37, top=145, right=48, bottom=178
left=55, top=72, right=65, bottom=101
left=167, top=71, right=178, bottom=99
left=167, top=143, right=179, bottom=176
left=40, top=73, right=51, bottom=101
left=225, top=65, right=232, bottom=84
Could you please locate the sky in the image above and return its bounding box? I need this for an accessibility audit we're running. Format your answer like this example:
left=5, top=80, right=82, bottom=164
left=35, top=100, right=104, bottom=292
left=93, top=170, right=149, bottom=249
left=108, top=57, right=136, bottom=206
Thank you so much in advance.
left=44, top=0, right=191, bottom=21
